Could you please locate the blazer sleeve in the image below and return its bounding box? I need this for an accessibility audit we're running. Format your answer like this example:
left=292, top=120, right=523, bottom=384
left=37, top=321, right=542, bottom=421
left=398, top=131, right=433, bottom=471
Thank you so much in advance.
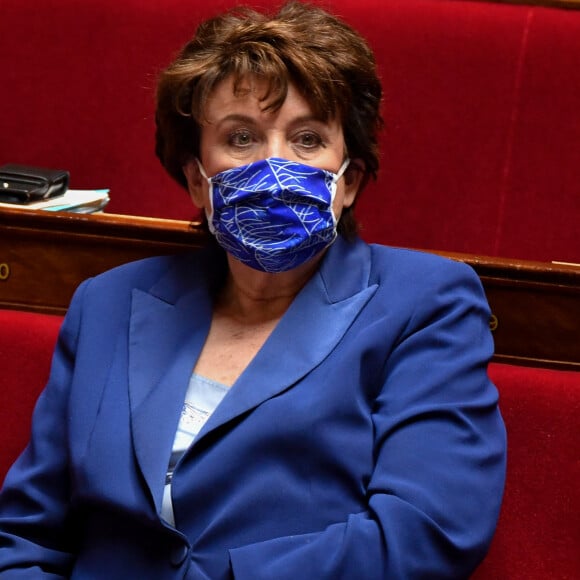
left=229, top=260, right=507, bottom=579
left=0, top=281, right=88, bottom=577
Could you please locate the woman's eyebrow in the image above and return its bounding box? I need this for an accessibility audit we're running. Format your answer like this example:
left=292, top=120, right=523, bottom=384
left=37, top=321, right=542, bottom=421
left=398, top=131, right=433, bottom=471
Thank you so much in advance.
left=288, top=114, right=325, bottom=126
left=213, top=114, right=258, bottom=128
left=211, top=113, right=330, bottom=129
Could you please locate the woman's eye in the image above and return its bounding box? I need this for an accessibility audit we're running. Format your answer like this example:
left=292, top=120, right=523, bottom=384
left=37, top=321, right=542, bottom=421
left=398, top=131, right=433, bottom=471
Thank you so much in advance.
left=228, top=130, right=253, bottom=148
left=295, top=131, right=323, bottom=149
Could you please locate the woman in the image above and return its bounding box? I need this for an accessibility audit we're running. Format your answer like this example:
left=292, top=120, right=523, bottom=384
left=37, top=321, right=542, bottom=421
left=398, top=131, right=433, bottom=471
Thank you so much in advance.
left=0, top=2, right=506, bottom=578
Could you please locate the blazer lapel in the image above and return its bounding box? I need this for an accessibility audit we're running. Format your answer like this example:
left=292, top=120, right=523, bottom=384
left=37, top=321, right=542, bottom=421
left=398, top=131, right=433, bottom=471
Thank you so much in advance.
left=195, top=237, right=377, bottom=444
left=128, top=260, right=213, bottom=511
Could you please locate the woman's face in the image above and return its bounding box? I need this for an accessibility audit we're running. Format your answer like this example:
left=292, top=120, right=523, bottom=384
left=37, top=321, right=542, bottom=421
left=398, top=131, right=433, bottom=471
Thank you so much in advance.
left=183, top=75, right=361, bottom=218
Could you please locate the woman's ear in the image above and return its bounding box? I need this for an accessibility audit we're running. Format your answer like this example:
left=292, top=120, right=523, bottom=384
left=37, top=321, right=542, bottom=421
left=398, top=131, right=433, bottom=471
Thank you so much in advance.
left=182, top=160, right=206, bottom=209
left=342, top=159, right=365, bottom=208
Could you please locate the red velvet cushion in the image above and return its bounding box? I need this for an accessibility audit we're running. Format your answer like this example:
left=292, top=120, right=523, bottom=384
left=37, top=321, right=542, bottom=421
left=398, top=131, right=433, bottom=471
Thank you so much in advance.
left=473, top=363, right=580, bottom=579
left=353, top=0, right=529, bottom=257
left=496, top=9, right=580, bottom=263
left=0, top=309, right=62, bottom=485
left=2, top=0, right=579, bottom=262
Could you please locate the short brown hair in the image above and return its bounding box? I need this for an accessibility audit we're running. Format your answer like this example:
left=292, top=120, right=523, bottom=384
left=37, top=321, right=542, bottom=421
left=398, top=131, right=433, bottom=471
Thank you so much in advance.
left=155, top=1, right=383, bottom=236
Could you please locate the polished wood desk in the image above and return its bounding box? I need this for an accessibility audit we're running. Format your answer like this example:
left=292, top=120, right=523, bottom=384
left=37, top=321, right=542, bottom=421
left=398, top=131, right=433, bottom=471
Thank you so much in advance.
left=1, top=207, right=579, bottom=370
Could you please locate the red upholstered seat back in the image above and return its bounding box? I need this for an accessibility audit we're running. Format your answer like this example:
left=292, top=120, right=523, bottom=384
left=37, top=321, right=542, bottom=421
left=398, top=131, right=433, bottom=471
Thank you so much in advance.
left=1, top=0, right=579, bottom=262
left=473, top=363, right=580, bottom=579
left=0, top=309, right=62, bottom=484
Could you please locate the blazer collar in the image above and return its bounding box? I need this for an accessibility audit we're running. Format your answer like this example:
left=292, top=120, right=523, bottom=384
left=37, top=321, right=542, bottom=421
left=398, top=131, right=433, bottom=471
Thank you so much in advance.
left=128, top=238, right=377, bottom=510
left=128, top=252, right=215, bottom=511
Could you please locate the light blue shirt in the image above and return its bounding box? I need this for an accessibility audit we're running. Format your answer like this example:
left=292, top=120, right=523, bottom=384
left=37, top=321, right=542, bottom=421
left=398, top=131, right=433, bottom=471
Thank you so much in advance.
left=161, top=373, right=229, bottom=526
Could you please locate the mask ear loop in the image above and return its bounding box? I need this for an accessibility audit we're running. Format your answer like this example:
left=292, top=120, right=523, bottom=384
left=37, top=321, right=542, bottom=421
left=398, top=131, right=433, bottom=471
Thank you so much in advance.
left=336, top=158, right=351, bottom=181
left=328, top=158, right=350, bottom=224
left=195, top=158, right=211, bottom=181
left=195, top=158, right=217, bottom=233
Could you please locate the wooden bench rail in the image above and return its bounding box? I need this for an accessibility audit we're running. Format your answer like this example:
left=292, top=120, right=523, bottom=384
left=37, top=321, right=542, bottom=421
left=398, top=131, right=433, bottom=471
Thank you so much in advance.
left=1, top=208, right=578, bottom=370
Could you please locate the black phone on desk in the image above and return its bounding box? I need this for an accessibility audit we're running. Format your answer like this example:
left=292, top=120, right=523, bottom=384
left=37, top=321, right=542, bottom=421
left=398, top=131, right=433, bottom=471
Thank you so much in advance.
left=0, top=164, right=69, bottom=204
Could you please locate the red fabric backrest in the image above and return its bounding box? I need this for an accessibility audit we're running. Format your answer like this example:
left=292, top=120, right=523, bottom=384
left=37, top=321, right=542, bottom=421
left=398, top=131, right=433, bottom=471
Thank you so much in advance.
left=473, top=363, right=580, bottom=579
left=0, top=309, right=62, bottom=485
left=1, top=0, right=579, bottom=262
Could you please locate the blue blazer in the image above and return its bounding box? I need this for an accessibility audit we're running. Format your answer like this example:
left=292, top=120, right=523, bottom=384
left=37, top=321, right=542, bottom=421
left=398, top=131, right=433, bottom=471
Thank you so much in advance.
left=0, top=237, right=506, bottom=579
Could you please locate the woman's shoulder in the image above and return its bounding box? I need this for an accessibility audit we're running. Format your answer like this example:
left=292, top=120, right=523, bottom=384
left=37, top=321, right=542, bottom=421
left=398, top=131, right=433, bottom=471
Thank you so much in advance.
left=87, top=252, right=196, bottom=290
left=361, top=243, right=491, bottom=334
left=69, top=250, right=215, bottom=316
left=365, top=243, right=486, bottom=310
left=369, top=243, right=478, bottom=283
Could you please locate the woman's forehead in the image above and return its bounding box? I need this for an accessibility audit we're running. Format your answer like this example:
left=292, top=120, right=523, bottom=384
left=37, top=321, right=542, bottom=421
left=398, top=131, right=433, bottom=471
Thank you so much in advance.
left=203, top=74, right=336, bottom=126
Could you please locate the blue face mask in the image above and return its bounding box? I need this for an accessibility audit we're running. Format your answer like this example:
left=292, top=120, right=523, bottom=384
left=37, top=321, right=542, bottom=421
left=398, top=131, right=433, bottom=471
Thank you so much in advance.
left=197, top=157, right=350, bottom=272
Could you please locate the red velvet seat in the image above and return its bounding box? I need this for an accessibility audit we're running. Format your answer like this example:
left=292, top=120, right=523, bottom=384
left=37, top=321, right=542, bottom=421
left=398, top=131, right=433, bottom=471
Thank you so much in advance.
left=473, top=363, right=580, bottom=579
left=0, top=309, right=62, bottom=482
